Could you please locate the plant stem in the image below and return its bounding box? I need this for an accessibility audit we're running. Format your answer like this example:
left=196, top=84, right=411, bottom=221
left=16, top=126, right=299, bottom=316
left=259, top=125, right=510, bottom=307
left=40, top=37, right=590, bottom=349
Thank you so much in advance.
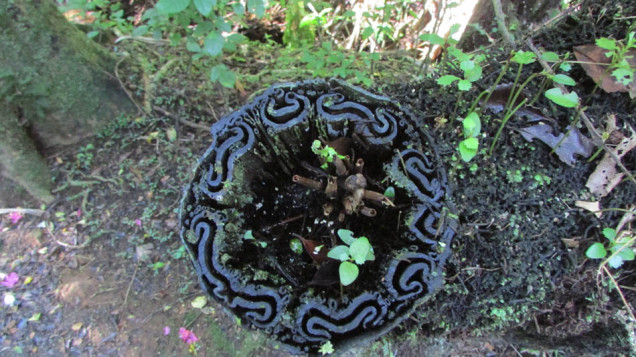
left=475, top=58, right=511, bottom=114
left=489, top=97, right=527, bottom=155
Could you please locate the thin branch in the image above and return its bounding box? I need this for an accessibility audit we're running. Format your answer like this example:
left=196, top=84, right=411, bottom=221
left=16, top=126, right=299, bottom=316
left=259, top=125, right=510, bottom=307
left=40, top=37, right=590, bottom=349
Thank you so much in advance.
left=0, top=208, right=45, bottom=216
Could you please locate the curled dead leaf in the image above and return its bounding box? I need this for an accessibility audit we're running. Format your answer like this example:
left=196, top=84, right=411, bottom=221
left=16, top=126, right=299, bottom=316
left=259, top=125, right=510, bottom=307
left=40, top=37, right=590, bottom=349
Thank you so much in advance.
left=586, top=132, right=636, bottom=197
left=518, top=124, right=594, bottom=166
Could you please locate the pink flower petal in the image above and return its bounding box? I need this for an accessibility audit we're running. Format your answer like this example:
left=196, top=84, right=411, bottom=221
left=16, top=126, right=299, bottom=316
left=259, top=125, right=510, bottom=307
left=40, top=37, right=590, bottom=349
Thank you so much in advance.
left=8, top=212, right=23, bottom=225
left=1, top=272, right=19, bottom=288
left=134, top=219, right=142, bottom=227
left=178, top=327, right=198, bottom=344
left=163, top=326, right=170, bottom=335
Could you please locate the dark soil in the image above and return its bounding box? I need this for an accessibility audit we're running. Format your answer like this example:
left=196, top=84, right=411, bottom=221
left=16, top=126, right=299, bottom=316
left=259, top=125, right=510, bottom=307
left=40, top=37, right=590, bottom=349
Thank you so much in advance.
left=1, top=0, right=635, bottom=356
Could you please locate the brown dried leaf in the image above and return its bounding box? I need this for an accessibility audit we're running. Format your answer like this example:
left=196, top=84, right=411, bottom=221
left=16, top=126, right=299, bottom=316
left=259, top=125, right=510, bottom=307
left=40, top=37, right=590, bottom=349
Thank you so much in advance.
left=518, top=124, right=594, bottom=166
left=561, top=238, right=580, bottom=249
left=299, top=237, right=328, bottom=264
left=309, top=259, right=340, bottom=286
left=573, top=44, right=636, bottom=97
left=574, top=200, right=602, bottom=218
left=586, top=132, right=636, bottom=197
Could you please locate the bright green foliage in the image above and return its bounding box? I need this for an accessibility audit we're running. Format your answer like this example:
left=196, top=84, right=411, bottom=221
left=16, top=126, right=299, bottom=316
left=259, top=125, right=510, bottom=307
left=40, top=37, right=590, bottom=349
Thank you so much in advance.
left=586, top=227, right=635, bottom=268
left=545, top=87, right=580, bottom=108
left=437, top=50, right=483, bottom=91
left=383, top=187, right=395, bottom=200
left=550, top=74, right=576, bottom=86
left=243, top=230, right=254, bottom=240
left=540, top=51, right=560, bottom=62
left=511, top=50, right=537, bottom=64
left=318, top=340, right=335, bottom=355
left=289, top=238, right=303, bottom=254
left=458, top=112, right=481, bottom=162
left=327, top=229, right=375, bottom=286
left=595, top=32, right=636, bottom=86
left=311, top=140, right=346, bottom=169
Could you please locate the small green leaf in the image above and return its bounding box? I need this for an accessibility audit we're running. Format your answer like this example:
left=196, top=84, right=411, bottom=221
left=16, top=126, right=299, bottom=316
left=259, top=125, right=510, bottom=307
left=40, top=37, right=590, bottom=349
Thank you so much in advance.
left=327, top=245, right=350, bottom=261
left=511, top=50, right=537, bottom=64
left=437, top=75, right=460, bottom=86
left=337, top=229, right=355, bottom=245
left=186, top=39, right=201, bottom=52
left=247, top=0, right=266, bottom=18
left=28, top=313, right=41, bottom=322
left=602, top=227, right=617, bottom=241
left=155, top=0, right=191, bottom=14
left=87, top=31, right=99, bottom=39
left=458, top=137, right=479, bottom=162
left=339, top=261, right=359, bottom=286
left=559, top=62, right=572, bottom=72
left=419, top=33, right=445, bottom=45
left=318, top=340, right=334, bottom=355
left=457, top=79, right=472, bottom=91
left=464, top=65, right=483, bottom=82
left=611, top=68, right=634, bottom=85
left=462, top=112, right=481, bottom=137
left=615, top=246, right=635, bottom=261
left=550, top=74, right=576, bottom=86
left=349, top=237, right=371, bottom=265
left=289, top=238, right=303, bottom=254
left=460, top=60, right=475, bottom=72
left=243, top=230, right=254, bottom=240
left=210, top=64, right=236, bottom=88
left=193, top=0, right=215, bottom=16
left=544, top=88, right=579, bottom=108
left=383, top=187, right=395, bottom=200
left=361, top=26, right=375, bottom=40
left=608, top=255, right=624, bottom=268
left=540, top=51, right=560, bottom=62
left=585, top=242, right=607, bottom=259
left=191, top=296, right=207, bottom=309
left=595, top=37, right=617, bottom=51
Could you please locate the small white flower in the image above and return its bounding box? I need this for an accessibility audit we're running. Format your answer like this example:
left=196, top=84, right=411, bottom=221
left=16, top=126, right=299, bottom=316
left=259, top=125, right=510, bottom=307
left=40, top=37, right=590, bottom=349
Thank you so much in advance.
left=3, top=293, right=16, bottom=306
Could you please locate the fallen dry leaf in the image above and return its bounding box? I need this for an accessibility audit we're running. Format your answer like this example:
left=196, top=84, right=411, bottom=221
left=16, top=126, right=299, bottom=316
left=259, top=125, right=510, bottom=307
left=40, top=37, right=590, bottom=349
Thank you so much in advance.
left=518, top=124, right=594, bottom=166
left=574, top=200, right=602, bottom=218
left=561, top=238, right=580, bottom=249
left=299, top=237, right=329, bottom=264
left=573, top=44, right=636, bottom=98
left=586, top=131, right=636, bottom=197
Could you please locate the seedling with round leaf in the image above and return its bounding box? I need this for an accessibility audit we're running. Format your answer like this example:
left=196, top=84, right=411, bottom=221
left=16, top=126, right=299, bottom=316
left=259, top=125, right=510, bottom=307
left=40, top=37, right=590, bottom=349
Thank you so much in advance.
left=327, top=229, right=375, bottom=286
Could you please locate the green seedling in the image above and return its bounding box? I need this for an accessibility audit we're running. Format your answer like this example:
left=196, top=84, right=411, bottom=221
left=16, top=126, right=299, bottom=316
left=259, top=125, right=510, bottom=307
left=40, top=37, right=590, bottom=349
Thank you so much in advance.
left=327, top=229, right=375, bottom=286
left=312, top=140, right=346, bottom=169
left=586, top=227, right=635, bottom=268
left=458, top=112, right=481, bottom=162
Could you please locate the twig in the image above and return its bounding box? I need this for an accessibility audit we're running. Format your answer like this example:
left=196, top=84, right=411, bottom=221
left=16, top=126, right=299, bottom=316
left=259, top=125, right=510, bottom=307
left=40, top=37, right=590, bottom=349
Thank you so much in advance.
left=153, top=106, right=210, bottom=131
left=124, top=263, right=140, bottom=306
left=526, top=39, right=636, bottom=188
left=602, top=265, right=636, bottom=322
left=491, top=0, right=516, bottom=49
left=0, top=208, right=45, bottom=216
left=114, top=54, right=145, bottom=115
left=55, top=239, right=91, bottom=249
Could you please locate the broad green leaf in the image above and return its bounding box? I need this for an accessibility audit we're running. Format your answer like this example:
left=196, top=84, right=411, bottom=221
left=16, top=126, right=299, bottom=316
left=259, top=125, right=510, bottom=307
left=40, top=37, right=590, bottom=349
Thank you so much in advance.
left=155, top=0, right=191, bottom=15
left=602, top=227, right=617, bottom=241
left=585, top=242, right=607, bottom=259
left=191, top=296, right=207, bottom=309
left=327, top=245, right=350, bottom=261
left=595, top=37, right=617, bottom=51
left=247, top=0, right=265, bottom=18
left=457, top=79, right=472, bottom=91
left=460, top=60, right=474, bottom=72
left=464, top=65, right=483, bottom=82
left=132, top=25, right=148, bottom=37
left=544, top=88, right=579, bottom=108
left=458, top=137, right=478, bottom=162
left=203, top=33, right=224, bottom=57
left=339, top=261, right=359, bottom=286
left=217, top=68, right=236, bottom=88
left=365, top=247, right=375, bottom=261
left=349, top=237, right=371, bottom=265
left=437, top=75, right=460, bottom=86
left=361, top=26, right=375, bottom=40
left=449, top=23, right=461, bottom=35
left=462, top=112, right=481, bottom=137
left=193, top=0, right=215, bottom=16
left=540, top=51, right=560, bottom=62
left=337, top=229, right=355, bottom=245
left=615, top=246, right=635, bottom=261
left=419, top=33, right=445, bottom=45
left=186, top=39, right=201, bottom=52
left=550, top=74, right=576, bottom=86
left=511, top=50, right=537, bottom=64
